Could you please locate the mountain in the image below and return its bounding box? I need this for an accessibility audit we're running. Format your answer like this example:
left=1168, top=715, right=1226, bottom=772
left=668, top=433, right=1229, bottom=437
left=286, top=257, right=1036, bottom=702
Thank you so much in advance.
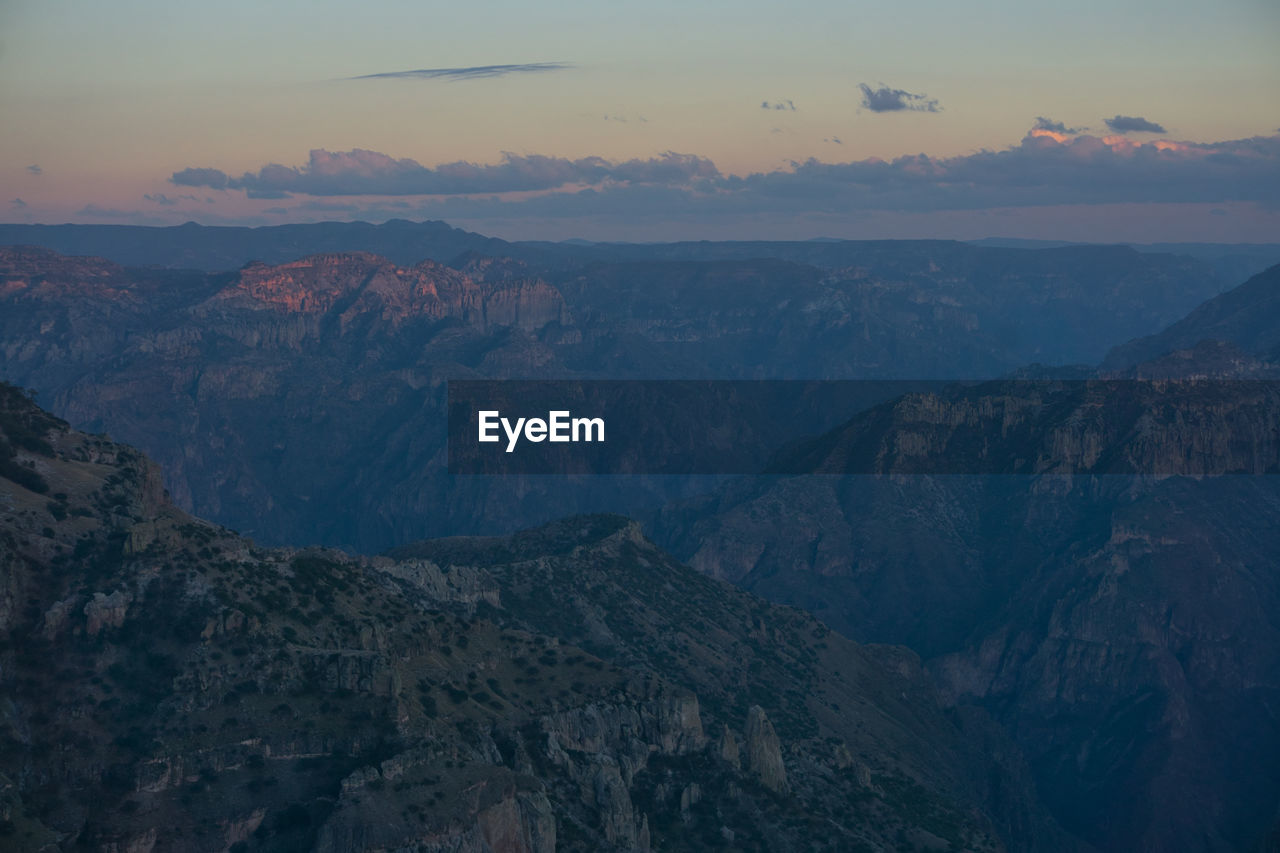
left=0, top=241, right=1235, bottom=551
left=761, top=378, right=1280, bottom=476
left=650, top=376, right=1280, bottom=850
left=1103, top=263, right=1280, bottom=368
left=0, top=382, right=1078, bottom=851
left=969, top=239, right=1280, bottom=287
left=2, top=221, right=1272, bottom=294
left=0, top=220, right=514, bottom=271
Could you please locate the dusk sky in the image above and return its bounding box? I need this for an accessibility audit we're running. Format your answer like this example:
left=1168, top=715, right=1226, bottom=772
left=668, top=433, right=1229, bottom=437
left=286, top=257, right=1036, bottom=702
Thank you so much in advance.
left=2, top=0, right=1278, bottom=241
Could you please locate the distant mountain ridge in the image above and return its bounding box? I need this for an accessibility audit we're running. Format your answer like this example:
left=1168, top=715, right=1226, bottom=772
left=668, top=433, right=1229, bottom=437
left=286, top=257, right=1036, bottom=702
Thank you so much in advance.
left=1104, top=263, right=1280, bottom=368
left=0, top=220, right=511, bottom=271
left=2, top=220, right=1276, bottom=284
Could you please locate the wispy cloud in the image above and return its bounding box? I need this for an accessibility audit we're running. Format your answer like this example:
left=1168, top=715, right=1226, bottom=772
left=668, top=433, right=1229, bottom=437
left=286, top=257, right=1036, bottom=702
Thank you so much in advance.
left=1104, top=115, right=1166, bottom=134
left=858, top=83, right=940, bottom=113
left=10, top=198, right=27, bottom=209
left=761, top=99, right=796, bottom=111
left=25, top=164, right=42, bottom=176
left=348, top=62, right=571, bottom=82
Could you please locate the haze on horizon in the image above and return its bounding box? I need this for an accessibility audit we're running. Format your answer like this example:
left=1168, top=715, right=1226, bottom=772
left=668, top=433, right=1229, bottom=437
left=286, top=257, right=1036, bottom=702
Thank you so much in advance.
left=2, top=0, right=1278, bottom=242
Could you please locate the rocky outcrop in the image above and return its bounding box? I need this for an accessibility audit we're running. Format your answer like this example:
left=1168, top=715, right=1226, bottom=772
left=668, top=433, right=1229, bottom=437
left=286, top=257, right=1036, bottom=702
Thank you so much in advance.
left=476, top=790, right=557, bottom=853
left=592, top=762, right=640, bottom=846
left=744, top=706, right=788, bottom=794
left=40, top=595, right=78, bottom=640
left=718, top=723, right=740, bottom=769
left=376, top=558, right=501, bottom=610
left=480, top=278, right=570, bottom=331
left=83, top=589, right=132, bottom=636
left=195, top=253, right=570, bottom=339
left=315, top=764, right=556, bottom=853
left=541, top=694, right=704, bottom=761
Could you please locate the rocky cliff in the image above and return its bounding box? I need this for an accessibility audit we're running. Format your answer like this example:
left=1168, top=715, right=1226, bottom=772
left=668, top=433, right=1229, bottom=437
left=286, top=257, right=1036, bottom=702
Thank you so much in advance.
left=652, top=372, right=1280, bottom=851
left=0, top=383, right=1076, bottom=851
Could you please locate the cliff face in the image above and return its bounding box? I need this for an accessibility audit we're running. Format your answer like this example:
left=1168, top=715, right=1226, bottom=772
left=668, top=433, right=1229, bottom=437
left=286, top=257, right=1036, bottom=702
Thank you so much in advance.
left=0, top=384, right=1071, bottom=852
left=928, top=476, right=1280, bottom=851
left=653, top=375, right=1280, bottom=851
left=0, top=246, right=588, bottom=549
left=768, top=378, right=1280, bottom=476
left=199, top=254, right=568, bottom=334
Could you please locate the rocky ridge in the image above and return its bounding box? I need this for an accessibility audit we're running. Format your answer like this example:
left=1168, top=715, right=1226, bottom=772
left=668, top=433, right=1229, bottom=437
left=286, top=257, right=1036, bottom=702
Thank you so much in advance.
left=0, top=383, right=1074, bottom=851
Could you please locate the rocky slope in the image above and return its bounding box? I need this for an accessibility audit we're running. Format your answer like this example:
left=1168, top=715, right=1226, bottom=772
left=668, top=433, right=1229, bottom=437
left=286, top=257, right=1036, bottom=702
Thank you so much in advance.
left=651, top=374, right=1280, bottom=850
left=0, top=383, right=1082, bottom=852
left=1103, top=263, right=1280, bottom=368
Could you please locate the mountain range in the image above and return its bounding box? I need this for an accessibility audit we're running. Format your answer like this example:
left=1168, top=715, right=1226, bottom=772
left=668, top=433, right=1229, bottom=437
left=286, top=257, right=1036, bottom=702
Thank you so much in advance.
left=0, top=236, right=1255, bottom=550
left=2, top=221, right=1279, bottom=851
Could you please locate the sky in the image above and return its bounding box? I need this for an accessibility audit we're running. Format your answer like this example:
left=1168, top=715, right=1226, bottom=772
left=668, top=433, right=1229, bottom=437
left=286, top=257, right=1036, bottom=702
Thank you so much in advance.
left=2, top=0, right=1278, bottom=242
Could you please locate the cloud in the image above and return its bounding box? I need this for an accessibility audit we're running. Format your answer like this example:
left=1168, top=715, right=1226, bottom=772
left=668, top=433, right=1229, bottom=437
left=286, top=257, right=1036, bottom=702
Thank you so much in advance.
left=1104, top=115, right=1167, bottom=134
left=163, top=131, right=1280, bottom=226
left=761, top=99, right=796, bottom=111
left=858, top=83, right=940, bottom=113
left=485, top=132, right=1280, bottom=218
left=171, top=149, right=720, bottom=196
left=348, top=63, right=571, bottom=82
left=171, top=167, right=230, bottom=190
left=717, top=132, right=1279, bottom=213
left=144, top=192, right=205, bottom=205
left=25, top=165, right=42, bottom=176
left=1033, top=116, right=1083, bottom=134
left=824, top=137, right=843, bottom=145
left=297, top=200, right=362, bottom=213
left=10, top=198, right=27, bottom=209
